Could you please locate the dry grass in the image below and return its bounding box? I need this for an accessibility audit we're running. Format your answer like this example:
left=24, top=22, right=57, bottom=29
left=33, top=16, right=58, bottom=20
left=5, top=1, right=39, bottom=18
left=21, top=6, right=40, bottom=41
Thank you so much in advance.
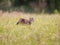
left=0, top=12, right=60, bottom=45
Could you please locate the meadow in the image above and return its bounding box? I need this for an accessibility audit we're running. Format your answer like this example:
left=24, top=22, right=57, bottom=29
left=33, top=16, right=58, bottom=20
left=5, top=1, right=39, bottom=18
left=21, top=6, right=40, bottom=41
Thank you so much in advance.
left=0, top=12, right=60, bottom=45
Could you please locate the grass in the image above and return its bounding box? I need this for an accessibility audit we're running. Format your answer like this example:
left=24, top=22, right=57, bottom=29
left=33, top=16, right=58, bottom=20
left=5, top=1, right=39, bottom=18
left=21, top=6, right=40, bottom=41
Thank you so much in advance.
left=0, top=12, right=60, bottom=45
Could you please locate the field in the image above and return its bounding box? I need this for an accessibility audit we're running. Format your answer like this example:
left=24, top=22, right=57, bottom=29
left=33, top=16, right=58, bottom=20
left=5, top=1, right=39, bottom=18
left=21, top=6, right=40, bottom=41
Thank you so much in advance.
left=0, top=12, right=60, bottom=45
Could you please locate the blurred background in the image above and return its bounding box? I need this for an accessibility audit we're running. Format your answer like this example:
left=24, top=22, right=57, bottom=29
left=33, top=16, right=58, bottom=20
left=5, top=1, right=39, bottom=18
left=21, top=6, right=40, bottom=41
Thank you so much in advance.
left=0, top=0, right=60, bottom=45
left=0, top=0, right=60, bottom=14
